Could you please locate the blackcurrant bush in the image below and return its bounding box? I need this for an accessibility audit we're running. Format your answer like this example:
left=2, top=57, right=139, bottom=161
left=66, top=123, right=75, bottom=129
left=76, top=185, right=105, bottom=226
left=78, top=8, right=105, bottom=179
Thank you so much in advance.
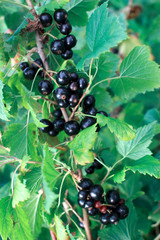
left=54, top=9, right=68, bottom=24
left=59, top=20, right=72, bottom=35
left=70, top=72, right=79, bottom=82
left=78, top=78, right=88, bottom=89
left=80, top=117, right=96, bottom=130
left=78, top=190, right=88, bottom=200
left=85, top=166, right=95, bottom=174
left=84, top=200, right=94, bottom=209
left=56, top=70, right=71, bottom=86
left=87, top=207, right=98, bottom=216
left=58, top=99, right=69, bottom=108
left=99, top=212, right=110, bottom=225
left=64, top=35, right=77, bottom=49
left=23, top=67, right=36, bottom=80
left=69, top=94, right=79, bottom=107
left=106, top=190, right=120, bottom=205
left=78, top=199, right=85, bottom=208
left=53, top=118, right=65, bottom=131
left=32, top=58, right=43, bottom=70
left=48, top=128, right=59, bottom=137
left=39, top=119, right=53, bottom=133
left=98, top=111, right=108, bottom=117
left=68, top=82, right=78, bottom=92
left=64, top=120, right=80, bottom=136
left=89, top=184, right=104, bottom=200
left=61, top=49, right=73, bottom=60
left=79, top=178, right=93, bottom=190
left=40, top=13, right=53, bottom=27
left=109, top=213, right=119, bottom=224
left=53, top=109, right=62, bottom=118
left=51, top=40, right=65, bottom=55
left=83, top=95, right=95, bottom=108
left=84, top=107, right=97, bottom=116
left=116, top=204, right=129, bottom=219
left=20, top=62, right=29, bottom=71
left=93, top=158, right=104, bottom=169
left=38, top=80, right=53, bottom=95
left=54, top=87, right=70, bottom=100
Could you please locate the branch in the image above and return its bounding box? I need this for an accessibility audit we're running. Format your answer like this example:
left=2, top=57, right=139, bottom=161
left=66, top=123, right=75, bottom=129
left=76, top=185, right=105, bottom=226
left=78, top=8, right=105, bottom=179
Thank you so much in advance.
left=50, top=229, right=57, bottom=240
left=64, top=198, right=83, bottom=223
left=83, top=209, right=93, bottom=240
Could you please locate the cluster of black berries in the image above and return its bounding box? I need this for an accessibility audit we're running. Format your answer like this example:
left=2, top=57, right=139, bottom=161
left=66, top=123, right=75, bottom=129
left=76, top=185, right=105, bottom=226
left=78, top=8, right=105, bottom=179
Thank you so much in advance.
left=50, top=9, right=77, bottom=59
left=85, top=157, right=104, bottom=174
left=20, top=58, right=44, bottom=80
left=78, top=178, right=129, bottom=225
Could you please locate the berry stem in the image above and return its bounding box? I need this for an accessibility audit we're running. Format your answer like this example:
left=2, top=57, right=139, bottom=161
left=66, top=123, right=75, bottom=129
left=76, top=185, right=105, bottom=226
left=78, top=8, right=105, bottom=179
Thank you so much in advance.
left=83, top=209, right=93, bottom=240
left=64, top=198, right=83, bottom=222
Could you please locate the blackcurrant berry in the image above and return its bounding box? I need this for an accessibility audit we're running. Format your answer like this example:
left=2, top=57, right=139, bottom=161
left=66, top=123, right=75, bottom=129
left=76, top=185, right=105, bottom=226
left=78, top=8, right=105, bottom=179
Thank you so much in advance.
left=100, top=206, right=107, bottom=214
left=58, top=99, right=69, bottom=108
left=53, top=118, right=65, bottom=132
left=87, top=207, right=98, bottom=216
left=68, top=82, right=78, bottom=92
left=51, top=40, right=65, bottom=55
left=64, top=35, right=77, bottom=49
left=78, top=78, right=88, bottom=90
left=89, top=184, right=104, bottom=200
left=84, top=107, right=97, bottom=116
left=99, top=213, right=110, bottom=225
left=23, top=67, right=36, bottom=80
left=54, top=9, right=68, bottom=24
left=119, top=199, right=125, bottom=205
left=83, top=95, right=95, bottom=108
left=56, top=70, right=71, bottom=86
left=69, top=94, right=79, bottom=107
left=32, top=58, right=43, bottom=70
left=116, top=204, right=129, bottom=219
left=38, top=80, right=53, bottom=95
left=106, top=190, right=120, bottom=205
left=109, top=213, right=119, bottom=224
left=48, top=128, right=59, bottom=137
left=80, top=117, right=96, bottom=130
left=98, top=111, right=108, bottom=117
left=20, top=62, right=29, bottom=71
left=54, top=87, right=70, bottom=100
left=100, top=196, right=105, bottom=204
left=78, top=190, right=88, bottom=200
left=39, top=70, right=44, bottom=78
left=39, top=119, right=53, bottom=133
left=84, top=200, right=94, bottom=209
left=93, top=158, right=104, bottom=169
left=79, top=221, right=85, bottom=229
left=79, top=178, right=93, bottom=190
left=64, top=120, right=80, bottom=136
left=94, top=201, right=102, bottom=209
left=59, top=20, right=72, bottom=35
left=40, top=13, right=53, bottom=27
left=61, top=49, right=73, bottom=60
left=70, top=72, right=79, bottom=82
left=78, top=199, right=85, bottom=208
left=85, top=166, right=95, bottom=174
left=53, top=109, right=62, bottom=118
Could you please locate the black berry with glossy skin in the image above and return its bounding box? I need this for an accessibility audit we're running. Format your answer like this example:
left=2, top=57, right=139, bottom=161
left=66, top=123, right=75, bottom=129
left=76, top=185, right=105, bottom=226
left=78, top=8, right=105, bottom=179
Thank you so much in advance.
left=68, top=82, right=78, bottom=92
left=39, top=119, right=53, bottom=133
left=61, top=49, right=73, bottom=60
left=87, top=207, right=98, bottom=216
left=106, top=190, right=120, bottom=205
left=84, top=200, right=94, bottom=209
left=40, top=13, right=53, bottom=27
left=53, top=118, right=65, bottom=132
left=109, top=213, right=119, bottom=224
left=98, top=111, right=108, bottom=117
left=89, top=184, right=104, bottom=200
left=58, top=99, right=69, bottom=108
left=80, top=117, right=96, bottom=130
left=38, top=80, right=53, bottom=95
left=78, top=78, right=88, bottom=90
left=32, top=58, right=43, bottom=70
left=64, top=35, right=77, bottom=49
left=64, top=120, right=80, bottom=136
left=99, top=213, right=110, bottom=225
left=20, top=62, right=29, bottom=71
left=69, top=94, right=79, bottom=107
left=93, top=158, right=104, bottom=169
left=83, top=95, right=95, bottom=108
left=54, top=9, right=68, bottom=24
left=70, top=72, right=79, bottom=82
left=116, top=204, right=129, bottom=219
left=79, top=178, right=93, bottom=190
left=56, top=70, right=71, bottom=86
left=84, top=107, right=97, bottom=116
left=60, top=20, right=72, bottom=35
left=23, top=67, right=36, bottom=80
left=48, top=128, right=59, bottom=137
left=78, top=190, right=88, bottom=200
left=86, top=166, right=95, bottom=174
left=54, top=87, right=70, bottom=100
left=51, top=40, right=65, bottom=55
left=79, top=221, right=84, bottom=229
left=78, top=199, right=85, bottom=208
left=53, top=109, right=62, bottom=118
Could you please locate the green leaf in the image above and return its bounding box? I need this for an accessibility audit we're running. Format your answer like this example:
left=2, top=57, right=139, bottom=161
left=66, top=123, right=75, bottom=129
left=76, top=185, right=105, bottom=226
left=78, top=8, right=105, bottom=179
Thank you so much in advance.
left=126, top=155, right=160, bottom=178
left=98, top=204, right=142, bottom=240
left=43, top=179, right=58, bottom=213
left=0, top=197, right=12, bottom=240
left=66, top=0, right=99, bottom=27
left=68, top=124, right=98, bottom=165
left=23, top=191, right=44, bottom=237
left=117, top=122, right=155, bottom=160
left=21, top=155, right=30, bottom=172
left=112, top=168, right=126, bottom=183
left=25, top=167, right=43, bottom=194
left=0, top=80, right=8, bottom=121
left=10, top=205, right=33, bottom=240
left=54, top=215, right=69, bottom=240
left=97, top=114, right=135, bottom=141
left=28, top=103, right=47, bottom=128
left=2, top=123, right=38, bottom=161
left=43, top=144, right=59, bottom=190
left=12, top=177, right=30, bottom=208
left=110, top=46, right=160, bottom=100
left=77, top=2, right=127, bottom=69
